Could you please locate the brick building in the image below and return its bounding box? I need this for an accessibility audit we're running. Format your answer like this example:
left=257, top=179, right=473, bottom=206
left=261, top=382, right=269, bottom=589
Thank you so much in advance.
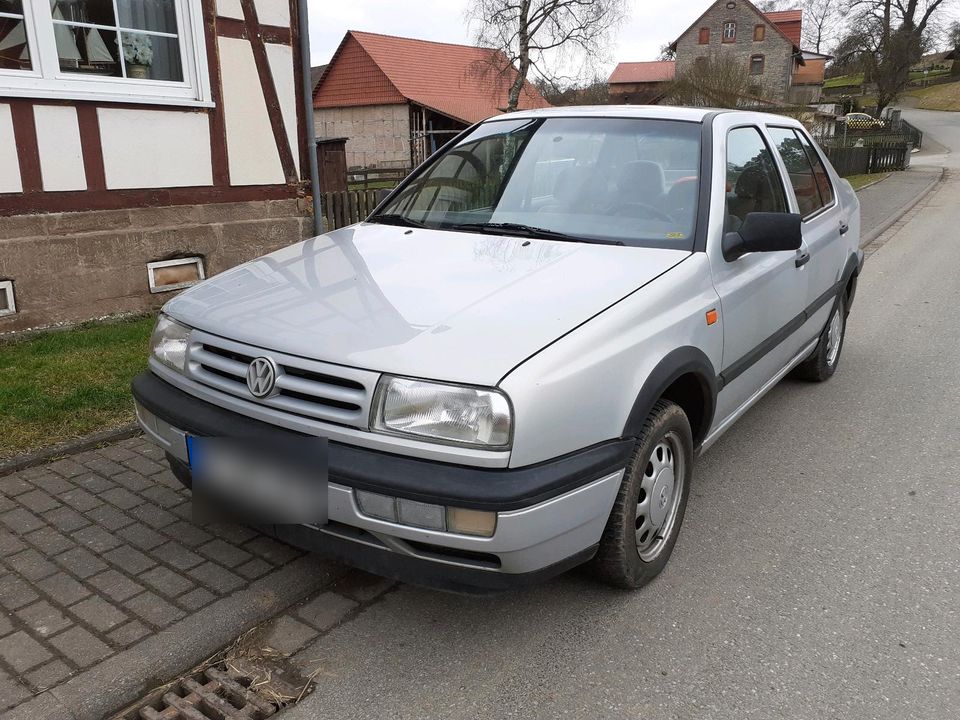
left=0, top=0, right=312, bottom=333
left=313, top=31, right=550, bottom=170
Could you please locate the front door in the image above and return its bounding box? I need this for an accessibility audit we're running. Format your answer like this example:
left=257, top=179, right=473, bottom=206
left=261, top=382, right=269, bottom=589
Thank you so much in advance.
left=709, top=124, right=811, bottom=426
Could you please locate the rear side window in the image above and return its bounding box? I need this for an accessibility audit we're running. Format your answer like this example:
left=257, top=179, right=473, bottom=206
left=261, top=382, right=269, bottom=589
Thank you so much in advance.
left=768, top=127, right=834, bottom=216
left=796, top=130, right=834, bottom=209
left=725, top=126, right=787, bottom=231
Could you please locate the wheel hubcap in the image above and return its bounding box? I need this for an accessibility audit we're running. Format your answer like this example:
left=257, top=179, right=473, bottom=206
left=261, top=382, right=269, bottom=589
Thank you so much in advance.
left=635, top=432, right=684, bottom=562
left=826, top=307, right=843, bottom=366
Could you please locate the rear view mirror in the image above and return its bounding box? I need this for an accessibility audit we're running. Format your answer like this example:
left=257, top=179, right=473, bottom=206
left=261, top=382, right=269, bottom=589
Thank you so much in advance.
left=722, top=212, right=802, bottom=262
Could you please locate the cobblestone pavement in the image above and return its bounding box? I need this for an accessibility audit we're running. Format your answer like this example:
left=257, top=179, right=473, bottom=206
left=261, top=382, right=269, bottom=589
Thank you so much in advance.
left=0, top=436, right=318, bottom=713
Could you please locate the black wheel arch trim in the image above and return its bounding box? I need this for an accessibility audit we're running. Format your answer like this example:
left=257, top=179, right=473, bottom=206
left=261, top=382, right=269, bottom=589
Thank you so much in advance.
left=622, top=346, right=718, bottom=448
left=842, top=249, right=864, bottom=310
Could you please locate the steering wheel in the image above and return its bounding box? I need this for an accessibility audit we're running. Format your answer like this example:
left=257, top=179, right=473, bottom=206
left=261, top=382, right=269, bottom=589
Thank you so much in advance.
left=608, top=201, right=674, bottom=223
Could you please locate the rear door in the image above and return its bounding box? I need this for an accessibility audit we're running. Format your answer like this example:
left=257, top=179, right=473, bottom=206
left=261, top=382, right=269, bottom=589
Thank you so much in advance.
left=766, top=126, right=847, bottom=330
left=708, top=122, right=811, bottom=426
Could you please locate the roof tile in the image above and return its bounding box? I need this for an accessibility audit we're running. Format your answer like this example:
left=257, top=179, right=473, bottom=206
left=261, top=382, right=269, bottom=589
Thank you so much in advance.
left=609, top=61, right=676, bottom=85
left=314, top=31, right=550, bottom=124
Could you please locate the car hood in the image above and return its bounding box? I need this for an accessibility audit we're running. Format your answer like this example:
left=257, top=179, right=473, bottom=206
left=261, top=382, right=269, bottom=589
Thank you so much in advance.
left=164, top=223, right=689, bottom=386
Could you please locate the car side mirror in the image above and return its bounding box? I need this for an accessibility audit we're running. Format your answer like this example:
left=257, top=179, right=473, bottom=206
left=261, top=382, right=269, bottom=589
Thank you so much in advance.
left=722, top=212, right=802, bottom=262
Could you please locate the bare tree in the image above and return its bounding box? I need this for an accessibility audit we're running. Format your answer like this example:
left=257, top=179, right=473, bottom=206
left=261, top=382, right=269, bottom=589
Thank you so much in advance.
left=536, top=75, right=610, bottom=105
left=658, top=43, right=676, bottom=61
left=834, top=0, right=954, bottom=113
left=468, top=0, right=628, bottom=111
left=949, top=20, right=960, bottom=76
left=753, top=0, right=787, bottom=11
left=665, top=54, right=774, bottom=108
left=802, top=0, right=841, bottom=53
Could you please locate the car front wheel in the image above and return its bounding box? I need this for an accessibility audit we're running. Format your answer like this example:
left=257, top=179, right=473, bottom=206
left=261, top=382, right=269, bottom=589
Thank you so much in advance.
left=592, top=399, right=693, bottom=589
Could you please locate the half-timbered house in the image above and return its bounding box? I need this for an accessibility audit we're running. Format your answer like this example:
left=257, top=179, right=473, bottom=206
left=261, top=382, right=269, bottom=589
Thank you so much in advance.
left=0, top=0, right=311, bottom=332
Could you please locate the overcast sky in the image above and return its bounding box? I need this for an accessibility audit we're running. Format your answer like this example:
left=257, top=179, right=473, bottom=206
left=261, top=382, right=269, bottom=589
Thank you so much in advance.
left=307, top=0, right=712, bottom=77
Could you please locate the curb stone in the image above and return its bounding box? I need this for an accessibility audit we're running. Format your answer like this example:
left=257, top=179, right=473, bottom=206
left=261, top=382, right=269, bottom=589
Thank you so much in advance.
left=0, top=425, right=141, bottom=478
left=851, top=174, right=890, bottom=193
left=859, top=167, right=945, bottom=249
left=0, top=555, right=342, bottom=720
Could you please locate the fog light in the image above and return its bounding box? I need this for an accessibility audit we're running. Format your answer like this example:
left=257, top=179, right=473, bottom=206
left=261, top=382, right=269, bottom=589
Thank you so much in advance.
left=397, top=498, right=446, bottom=531
left=446, top=507, right=496, bottom=537
left=355, top=491, right=397, bottom=522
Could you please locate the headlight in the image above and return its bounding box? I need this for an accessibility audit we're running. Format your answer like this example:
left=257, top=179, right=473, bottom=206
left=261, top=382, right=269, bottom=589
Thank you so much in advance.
left=150, top=313, right=191, bottom=373
left=372, top=376, right=512, bottom=449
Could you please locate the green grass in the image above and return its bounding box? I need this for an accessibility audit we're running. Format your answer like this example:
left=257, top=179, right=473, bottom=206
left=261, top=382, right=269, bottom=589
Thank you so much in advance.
left=903, top=78, right=960, bottom=110
left=824, top=69, right=950, bottom=91
left=0, top=316, right=155, bottom=459
left=844, top=172, right=890, bottom=190
left=824, top=73, right=864, bottom=89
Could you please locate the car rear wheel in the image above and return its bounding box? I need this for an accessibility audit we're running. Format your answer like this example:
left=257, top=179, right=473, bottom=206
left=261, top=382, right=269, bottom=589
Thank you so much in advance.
left=592, top=399, right=693, bottom=589
left=792, top=293, right=847, bottom=382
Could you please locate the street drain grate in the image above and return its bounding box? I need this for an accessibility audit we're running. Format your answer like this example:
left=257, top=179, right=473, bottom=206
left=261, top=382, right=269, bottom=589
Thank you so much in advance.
left=133, top=667, right=277, bottom=720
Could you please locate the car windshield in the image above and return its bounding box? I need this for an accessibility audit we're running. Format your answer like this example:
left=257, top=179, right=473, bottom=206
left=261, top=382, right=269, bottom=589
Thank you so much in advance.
left=372, top=117, right=702, bottom=249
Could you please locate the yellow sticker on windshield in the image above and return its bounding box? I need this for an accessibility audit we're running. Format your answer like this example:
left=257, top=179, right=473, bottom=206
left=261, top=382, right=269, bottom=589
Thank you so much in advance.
left=665, top=232, right=685, bottom=239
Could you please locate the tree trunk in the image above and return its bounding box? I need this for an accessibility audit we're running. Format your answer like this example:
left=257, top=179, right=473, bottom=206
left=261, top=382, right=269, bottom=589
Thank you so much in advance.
left=507, top=0, right=532, bottom=112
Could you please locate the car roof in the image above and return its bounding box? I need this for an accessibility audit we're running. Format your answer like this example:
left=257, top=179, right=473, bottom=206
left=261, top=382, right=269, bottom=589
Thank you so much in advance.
left=498, top=105, right=804, bottom=126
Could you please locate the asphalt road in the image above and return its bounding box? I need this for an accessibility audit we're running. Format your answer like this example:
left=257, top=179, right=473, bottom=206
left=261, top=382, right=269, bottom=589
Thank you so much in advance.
left=287, top=111, right=960, bottom=720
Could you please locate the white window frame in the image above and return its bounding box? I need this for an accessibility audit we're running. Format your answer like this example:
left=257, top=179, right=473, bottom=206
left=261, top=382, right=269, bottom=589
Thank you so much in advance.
left=0, top=1, right=211, bottom=107
left=0, top=280, right=16, bottom=316
left=147, top=257, right=205, bottom=293
left=723, top=21, right=737, bottom=40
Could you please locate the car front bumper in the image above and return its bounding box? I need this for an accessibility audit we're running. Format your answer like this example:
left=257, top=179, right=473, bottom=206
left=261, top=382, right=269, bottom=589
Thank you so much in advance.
left=131, top=372, right=630, bottom=593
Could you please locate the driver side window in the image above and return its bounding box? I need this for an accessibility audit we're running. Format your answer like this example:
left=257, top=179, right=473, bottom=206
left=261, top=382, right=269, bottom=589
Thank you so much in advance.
left=725, top=127, right=787, bottom=232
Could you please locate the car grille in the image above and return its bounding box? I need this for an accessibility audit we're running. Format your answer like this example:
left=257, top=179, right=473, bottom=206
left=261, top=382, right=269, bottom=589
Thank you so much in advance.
left=186, top=331, right=376, bottom=429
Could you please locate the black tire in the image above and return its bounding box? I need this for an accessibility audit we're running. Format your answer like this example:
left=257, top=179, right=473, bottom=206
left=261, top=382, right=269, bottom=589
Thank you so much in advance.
left=592, top=400, right=694, bottom=590
left=792, top=293, right=847, bottom=382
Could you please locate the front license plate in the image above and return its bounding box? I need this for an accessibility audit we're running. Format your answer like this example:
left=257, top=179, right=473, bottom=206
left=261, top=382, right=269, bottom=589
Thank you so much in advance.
left=187, top=435, right=328, bottom=526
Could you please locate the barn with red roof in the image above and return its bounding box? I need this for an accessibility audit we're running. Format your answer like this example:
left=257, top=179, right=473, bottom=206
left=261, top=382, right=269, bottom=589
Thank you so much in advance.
left=313, top=31, right=550, bottom=169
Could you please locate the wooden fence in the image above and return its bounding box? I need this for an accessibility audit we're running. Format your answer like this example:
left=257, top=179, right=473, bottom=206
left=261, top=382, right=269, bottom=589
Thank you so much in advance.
left=320, top=190, right=384, bottom=231
left=822, top=142, right=910, bottom=177
left=346, top=167, right=411, bottom=190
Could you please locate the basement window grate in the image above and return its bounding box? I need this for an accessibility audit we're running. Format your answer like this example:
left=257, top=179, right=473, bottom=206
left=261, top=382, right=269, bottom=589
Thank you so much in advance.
left=0, top=280, right=15, bottom=316
left=147, top=257, right=206, bottom=294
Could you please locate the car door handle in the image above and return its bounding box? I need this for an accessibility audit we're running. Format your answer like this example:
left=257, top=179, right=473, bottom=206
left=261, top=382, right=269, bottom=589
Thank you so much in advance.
left=795, top=250, right=811, bottom=268
left=839, top=222, right=849, bottom=236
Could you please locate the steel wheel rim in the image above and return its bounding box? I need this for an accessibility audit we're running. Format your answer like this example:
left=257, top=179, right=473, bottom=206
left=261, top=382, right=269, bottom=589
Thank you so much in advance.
left=826, top=307, right=843, bottom=367
left=635, top=431, right=685, bottom=562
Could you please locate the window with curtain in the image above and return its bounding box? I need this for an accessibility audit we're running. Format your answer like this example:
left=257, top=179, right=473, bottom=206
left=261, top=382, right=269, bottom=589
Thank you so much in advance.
left=0, top=0, right=209, bottom=104
left=50, top=0, right=182, bottom=81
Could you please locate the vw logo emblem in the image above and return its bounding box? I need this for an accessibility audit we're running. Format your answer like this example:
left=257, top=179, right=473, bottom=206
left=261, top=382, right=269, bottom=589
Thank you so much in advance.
left=246, top=357, right=278, bottom=398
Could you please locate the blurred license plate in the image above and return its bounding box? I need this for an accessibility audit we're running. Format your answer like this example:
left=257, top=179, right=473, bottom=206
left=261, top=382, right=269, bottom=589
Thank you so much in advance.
left=187, top=436, right=327, bottom=525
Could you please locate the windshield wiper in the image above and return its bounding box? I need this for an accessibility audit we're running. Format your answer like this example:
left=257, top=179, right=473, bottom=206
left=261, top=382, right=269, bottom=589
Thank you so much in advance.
left=367, top=213, right=427, bottom=229
left=444, top=222, right=623, bottom=245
